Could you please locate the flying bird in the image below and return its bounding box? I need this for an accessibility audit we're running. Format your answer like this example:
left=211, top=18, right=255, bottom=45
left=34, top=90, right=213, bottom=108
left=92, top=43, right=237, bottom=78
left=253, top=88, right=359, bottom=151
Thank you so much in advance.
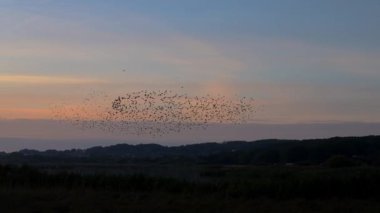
left=52, top=88, right=256, bottom=137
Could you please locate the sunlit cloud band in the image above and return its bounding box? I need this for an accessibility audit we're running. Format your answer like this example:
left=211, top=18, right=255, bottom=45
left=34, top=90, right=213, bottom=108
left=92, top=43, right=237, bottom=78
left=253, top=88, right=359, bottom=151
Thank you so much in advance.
left=0, top=75, right=106, bottom=85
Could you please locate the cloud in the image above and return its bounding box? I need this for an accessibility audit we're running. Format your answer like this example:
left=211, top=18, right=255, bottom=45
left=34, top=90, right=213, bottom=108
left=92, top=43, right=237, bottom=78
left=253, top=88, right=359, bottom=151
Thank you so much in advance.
left=1, top=120, right=380, bottom=151
left=1, top=5, right=379, bottom=124
left=0, top=74, right=106, bottom=85
left=0, top=7, right=245, bottom=83
left=244, top=81, right=380, bottom=124
left=0, top=108, right=51, bottom=120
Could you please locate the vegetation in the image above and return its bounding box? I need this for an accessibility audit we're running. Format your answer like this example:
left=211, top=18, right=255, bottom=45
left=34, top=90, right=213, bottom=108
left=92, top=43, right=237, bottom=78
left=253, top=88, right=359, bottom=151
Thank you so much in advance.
left=1, top=136, right=380, bottom=166
left=1, top=135, right=380, bottom=212
left=1, top=164, right=380, bottom=212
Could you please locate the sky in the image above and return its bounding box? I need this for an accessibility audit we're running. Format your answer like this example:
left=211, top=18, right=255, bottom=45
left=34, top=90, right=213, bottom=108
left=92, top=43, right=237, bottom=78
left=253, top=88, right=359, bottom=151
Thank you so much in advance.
left=1, top=0, right=380, bottom=150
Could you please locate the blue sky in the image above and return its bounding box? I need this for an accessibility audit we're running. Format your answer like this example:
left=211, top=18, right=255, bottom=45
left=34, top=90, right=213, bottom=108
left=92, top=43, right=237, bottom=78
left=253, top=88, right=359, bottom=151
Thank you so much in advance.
left=3, top=0, right=379, bottom=48
left=0, top=0, right=380, bottom=146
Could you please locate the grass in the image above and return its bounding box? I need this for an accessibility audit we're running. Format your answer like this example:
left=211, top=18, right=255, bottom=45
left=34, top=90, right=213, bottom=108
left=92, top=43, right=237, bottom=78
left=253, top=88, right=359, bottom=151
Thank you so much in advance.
left=2, top=165, right=380, bottom=212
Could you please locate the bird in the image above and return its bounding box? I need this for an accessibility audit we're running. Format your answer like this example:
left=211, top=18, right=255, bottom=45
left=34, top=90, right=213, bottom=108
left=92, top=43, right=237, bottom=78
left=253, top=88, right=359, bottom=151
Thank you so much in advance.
left=52, top=88, right=256, bottom=137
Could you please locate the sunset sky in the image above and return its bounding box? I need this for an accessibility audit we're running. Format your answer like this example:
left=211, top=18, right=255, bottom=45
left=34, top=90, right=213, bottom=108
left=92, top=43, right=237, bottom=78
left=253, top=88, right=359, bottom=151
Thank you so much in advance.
left=1, top=0, right=380, bottom=151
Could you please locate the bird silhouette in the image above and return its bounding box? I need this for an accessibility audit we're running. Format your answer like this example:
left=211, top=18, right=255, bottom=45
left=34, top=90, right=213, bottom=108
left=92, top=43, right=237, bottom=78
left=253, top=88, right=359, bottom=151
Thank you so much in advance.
left=52, top=88, right=256, bottom=137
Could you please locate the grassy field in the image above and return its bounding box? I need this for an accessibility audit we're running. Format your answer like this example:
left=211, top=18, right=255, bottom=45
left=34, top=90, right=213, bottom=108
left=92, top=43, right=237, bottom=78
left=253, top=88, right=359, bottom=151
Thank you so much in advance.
left=1, top=164, right=380, bottom=212
left=2, top=189, right=380, bottom=213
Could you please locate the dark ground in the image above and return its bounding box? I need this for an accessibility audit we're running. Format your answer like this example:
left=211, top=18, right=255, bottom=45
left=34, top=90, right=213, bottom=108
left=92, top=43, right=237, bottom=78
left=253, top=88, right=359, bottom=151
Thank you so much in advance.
left=1, top=164, right=380, bottom=213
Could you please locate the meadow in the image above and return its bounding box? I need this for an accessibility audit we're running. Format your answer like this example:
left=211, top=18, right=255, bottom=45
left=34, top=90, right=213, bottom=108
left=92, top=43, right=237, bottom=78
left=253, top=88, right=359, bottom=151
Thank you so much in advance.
left=1, top=164, right=380, bottom=212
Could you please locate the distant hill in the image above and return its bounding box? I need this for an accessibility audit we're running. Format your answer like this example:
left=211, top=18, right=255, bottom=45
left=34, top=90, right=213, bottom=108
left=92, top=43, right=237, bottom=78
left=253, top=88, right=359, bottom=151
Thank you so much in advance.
left=1, top=135, right=380, bottom=166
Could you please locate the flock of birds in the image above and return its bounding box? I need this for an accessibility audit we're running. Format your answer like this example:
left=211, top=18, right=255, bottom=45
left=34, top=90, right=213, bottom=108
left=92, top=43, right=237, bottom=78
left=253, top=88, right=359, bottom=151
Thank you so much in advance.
left=52, top=89, right=256, bottom=137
